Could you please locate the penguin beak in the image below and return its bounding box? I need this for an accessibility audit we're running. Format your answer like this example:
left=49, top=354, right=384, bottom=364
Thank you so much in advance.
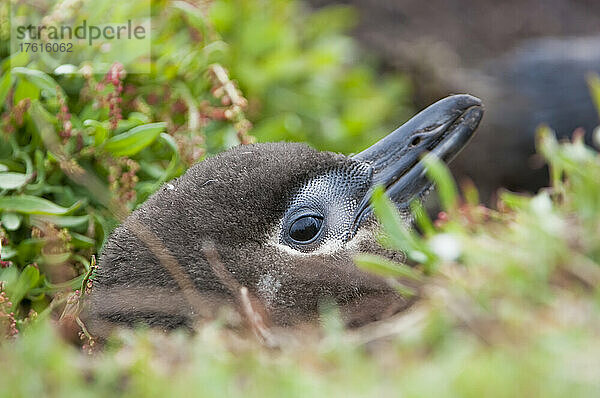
left=352, top=94, right=484, bottom=228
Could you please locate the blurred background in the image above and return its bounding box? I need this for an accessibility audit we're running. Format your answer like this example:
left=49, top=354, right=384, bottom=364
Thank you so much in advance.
left=310, top=0, right=600, bottom=201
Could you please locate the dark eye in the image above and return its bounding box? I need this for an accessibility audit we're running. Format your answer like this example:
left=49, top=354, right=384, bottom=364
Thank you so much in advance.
left=289, top=215, right=323, bottom=243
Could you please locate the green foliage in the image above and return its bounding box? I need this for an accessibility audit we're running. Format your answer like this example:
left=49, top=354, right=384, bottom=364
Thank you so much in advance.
left=208, top=0, right=412, bottom=152
left=354, top=129, right=600, bottom=395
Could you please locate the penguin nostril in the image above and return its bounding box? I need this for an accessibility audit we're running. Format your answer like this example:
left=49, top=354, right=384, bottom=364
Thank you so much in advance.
left=410, top=136, right=422, bottom=147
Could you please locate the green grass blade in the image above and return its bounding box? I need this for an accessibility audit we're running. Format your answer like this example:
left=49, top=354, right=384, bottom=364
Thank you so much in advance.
left=422, top=153, right=458, bottom=212
left=0, top=195, right=82, bottom=215
left=354, top=253, right=421, bottom=280
left=103, top=122, right=167, bottom=156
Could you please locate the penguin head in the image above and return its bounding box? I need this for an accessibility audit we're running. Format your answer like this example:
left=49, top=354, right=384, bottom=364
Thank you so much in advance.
left=274, top=94, right=484, bottom=255
left=89, top=95, right=483, bottom=332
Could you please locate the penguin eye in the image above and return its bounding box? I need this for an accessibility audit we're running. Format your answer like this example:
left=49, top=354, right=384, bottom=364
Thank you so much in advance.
left=289, top=215, right=323, bottom=243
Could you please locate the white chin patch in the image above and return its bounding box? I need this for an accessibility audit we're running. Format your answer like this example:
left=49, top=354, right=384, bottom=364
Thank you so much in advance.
left=256, top=272, right=282, bottom=305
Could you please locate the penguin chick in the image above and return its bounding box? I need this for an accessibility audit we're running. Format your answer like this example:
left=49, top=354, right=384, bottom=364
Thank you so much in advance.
left=87, top=95, right=483, bottom=336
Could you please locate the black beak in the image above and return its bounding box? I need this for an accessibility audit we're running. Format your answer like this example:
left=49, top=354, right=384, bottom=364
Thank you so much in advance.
left=352, top=94, right=484, bottom=229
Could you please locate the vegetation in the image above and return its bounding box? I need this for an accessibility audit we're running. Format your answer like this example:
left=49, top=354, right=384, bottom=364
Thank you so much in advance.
left=2, top=0, right=600, bottom=397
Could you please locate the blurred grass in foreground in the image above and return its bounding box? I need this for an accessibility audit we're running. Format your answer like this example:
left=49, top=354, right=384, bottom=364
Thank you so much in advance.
left=2, top=126, right=600, bottom=397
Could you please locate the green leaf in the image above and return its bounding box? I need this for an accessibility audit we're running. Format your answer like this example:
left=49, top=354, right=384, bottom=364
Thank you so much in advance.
left=536, top=126, right=562, bottom=190
left=159, top=132, right=182, bottom=178
left=461, top=179, right=480, bottom=206
left=354, top=253, right=421, bottom=280
left=31, top=214, right=89, bottom=228
left=499, top=191, right=530, bottom=211
left=0, top=172, right=29, bottom=189
left=70, top=232, right=95, bottom=248
left=29, top=100, right=59, bottom=144
left=10, top=264, right=40, bottom=307
left=103, top=122, right=167, bottom=156
left=587, top=73, right=600, bottom=119
left=387, top=278, right=418, bottom=297
left=114, top=118, right=145, bottom=135
left=0, top=267, right=18, bottom=293
left=25, top=150, right=48, bottom=192
left=43, top=252, right=71, bottom=265
left=0, top=195, right=82, bottom=215
left=410, top=200, right=435, bottom=237
left=13, top=79, right=40, bottom=103
left=2, top=51, right=29, bottom=70
left=128, top=112, right=151, bottom=124
left=0, top=72, right=14, bottom=107
left=371, top=186, right=436, bottom=269
left=12, top=67, right=60, bottom=97
left=16, top=238, right=44, bottom=264
left=84, top=119, right=109, bottom=146
left=0, top=244, right=17, bottom=260
left=172, top=1, right=209, bottom=37
left=1, top=212, right=22, bottom=231
left=422, top=153, right=458, bottom=212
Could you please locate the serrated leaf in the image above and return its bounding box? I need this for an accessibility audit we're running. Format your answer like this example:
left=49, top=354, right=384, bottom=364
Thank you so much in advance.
left=0, top=195, right=82, bottom=215
left=103, top=122, right=167, bottom=156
